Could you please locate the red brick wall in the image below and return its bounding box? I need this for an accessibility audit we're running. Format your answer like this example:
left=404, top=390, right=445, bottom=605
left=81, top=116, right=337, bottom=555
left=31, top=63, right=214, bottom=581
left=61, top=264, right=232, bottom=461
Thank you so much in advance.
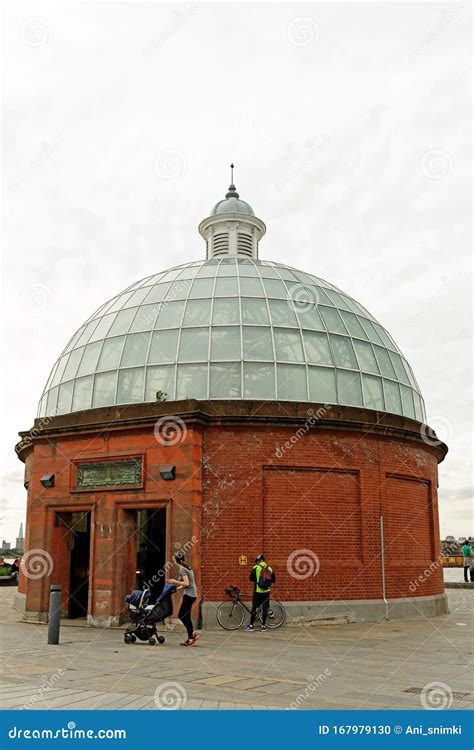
left=201, top=425, right=443, bottom=602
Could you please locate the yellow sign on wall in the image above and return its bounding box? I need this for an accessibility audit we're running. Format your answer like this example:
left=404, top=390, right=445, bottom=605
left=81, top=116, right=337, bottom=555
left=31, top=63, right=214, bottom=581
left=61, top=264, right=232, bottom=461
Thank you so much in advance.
left=239, top=555, right=248, bottom=566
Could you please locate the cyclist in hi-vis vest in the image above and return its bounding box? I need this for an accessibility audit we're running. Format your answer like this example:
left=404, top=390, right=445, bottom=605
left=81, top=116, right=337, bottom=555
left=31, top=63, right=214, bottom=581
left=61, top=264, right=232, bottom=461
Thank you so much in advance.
left=244, top=554, right=275, bottom=632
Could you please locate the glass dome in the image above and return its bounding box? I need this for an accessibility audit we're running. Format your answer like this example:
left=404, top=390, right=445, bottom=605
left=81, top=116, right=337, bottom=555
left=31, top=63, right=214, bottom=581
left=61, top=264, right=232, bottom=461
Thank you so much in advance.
left=38, top=258, right=425, bottom=421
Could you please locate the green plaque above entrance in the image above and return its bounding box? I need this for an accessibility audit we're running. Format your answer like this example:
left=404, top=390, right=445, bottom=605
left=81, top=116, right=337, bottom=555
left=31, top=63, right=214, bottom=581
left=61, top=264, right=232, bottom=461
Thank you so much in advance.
left=75, top=457, right=143, bottom=490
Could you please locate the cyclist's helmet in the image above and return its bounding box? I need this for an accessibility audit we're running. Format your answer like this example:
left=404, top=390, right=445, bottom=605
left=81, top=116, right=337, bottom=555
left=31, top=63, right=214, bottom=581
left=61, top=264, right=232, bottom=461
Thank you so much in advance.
left=255, top=553, right=265, bottom=563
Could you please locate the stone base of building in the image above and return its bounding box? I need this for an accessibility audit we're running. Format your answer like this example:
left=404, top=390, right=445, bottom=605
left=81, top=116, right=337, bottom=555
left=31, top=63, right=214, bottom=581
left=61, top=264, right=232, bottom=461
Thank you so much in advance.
left=202, top=592, right=448, bottom=628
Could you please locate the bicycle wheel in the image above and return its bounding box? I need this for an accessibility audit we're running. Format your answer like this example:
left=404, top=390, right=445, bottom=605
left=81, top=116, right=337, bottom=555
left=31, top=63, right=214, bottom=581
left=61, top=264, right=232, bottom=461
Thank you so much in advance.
left=263, top=599, right=286, bottom=629
left=216, top=600, right=245, bottom=630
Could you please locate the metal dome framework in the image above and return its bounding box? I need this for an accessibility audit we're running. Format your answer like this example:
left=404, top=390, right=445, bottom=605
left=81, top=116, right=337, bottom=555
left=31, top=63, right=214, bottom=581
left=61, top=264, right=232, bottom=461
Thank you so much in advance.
left=38, top=257, right=425, bottom=422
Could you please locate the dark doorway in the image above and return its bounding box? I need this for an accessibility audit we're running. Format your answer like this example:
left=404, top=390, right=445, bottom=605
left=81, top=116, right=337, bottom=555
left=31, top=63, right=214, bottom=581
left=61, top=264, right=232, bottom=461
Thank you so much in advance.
left=136, top=508, right=167, bottom=602
left=69, top=512, right=91, bottom=619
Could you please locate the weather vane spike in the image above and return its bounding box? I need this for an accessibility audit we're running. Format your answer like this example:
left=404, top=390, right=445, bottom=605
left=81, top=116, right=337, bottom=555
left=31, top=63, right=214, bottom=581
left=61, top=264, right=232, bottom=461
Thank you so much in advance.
left=230, top=163, right=234, bottom=185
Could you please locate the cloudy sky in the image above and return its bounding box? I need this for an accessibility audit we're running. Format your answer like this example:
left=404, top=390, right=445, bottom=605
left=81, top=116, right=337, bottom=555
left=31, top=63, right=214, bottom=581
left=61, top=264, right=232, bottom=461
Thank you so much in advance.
left=1, top=2, right=471, bottom=543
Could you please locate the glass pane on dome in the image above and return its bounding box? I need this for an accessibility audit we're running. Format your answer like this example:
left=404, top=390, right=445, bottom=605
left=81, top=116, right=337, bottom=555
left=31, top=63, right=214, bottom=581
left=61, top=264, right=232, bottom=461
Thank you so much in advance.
left=121, top=332, right=150, bottom=366
left=164, top=279, right=192, bottom=301
left=325, top=290, right=351, bottom=311
left=362, top=374, right=385, bottom=410
left=384, top=379, right=402, bottom=415
left=268, top=299, right=298, bottom=327
left=45, top=386, right=59, bottom=416
left=77, top=341, right=102, bottom=376
left=373, top=345, right=397, bottom=379
left=216, top=260, right=237, bottom=276
left=179, top=327, right=209, bottom=361
left=97, top=335, right=125, bottom=370
left=241, top=298, right=269, bottom=325
left=107, top=292, right=133, bottom=314
left=353, top=340, right=380, bottom=374
left=145, top=365, right=176, bottom=401
left=149, top=329, right=179, bottom=363
left=63, top=326, right=85, bottom=354
left=214, top=276, right=238, bottom=296
left=239, top=277, right=263, bottom=296
left=337, top=370, right=363, bottom=406
left=196, top=263, right=218, bottom=277
left=210, top=363, right=241, bottom=398
left=160, top=268, right=181, bottom=283
left=117, top=368, right=144, bottom=403
left=129, top=304, right=159, bottom=332
left=155, top=300, right=185, bottom=328
left=258, top=264, right=279, bottom=279
left=340, top=311, right=369, bottom=340
left=92, top=370, right=118, bottom=407
left=292, top=270, right=315, bottom=285
left=38, top=395, right=46, bottom=417
left=358, top=318, right=384, bottom=345
left=372, top=322, right=394, bottom=349
left=212, top=297, right=240, bottom=325
left=308, top=366, right=337, bottom=403
left=75, top=320, right=100, bottom=348
left=122, top=287, right=151, bottom=308
left=189, top=278, right=214, bottom=298
left=413, top=391, right=424, bottom=421
left=211, top=327, right=240, bottom=360
left=275, top=268, right=298, bottom=282
left=183, top=298, right=212, bottom=326
left=295, top=304, right=325, bottom=331
left=330, top=335, right=357, bottom=369
left=274, top=329, right=304, bottom=362
left=51, top=355, right=69, bottom=387
left=72, top=375, right=93, bottom=411
left=108, top=307, right=136, bottom=336
left=314, top=288, right=334, bottom=306
left=303, top=331, right=332, bottom=365
left=243, top=363, right=275, bottom=399
left=320, top=306, right=347, bottom=334
left=237, top=261, right=259, bottom=277
left=57, top=381, right=74, bottom=414
left=388, top=351, right=410, bottom=385
left=404, top=360, right=418, bottom=389
left=89, top=312, right=117, bottom=342
left=262, top=278, right=287, bottom=298
left=400, top=384, right=415, bottom=418
left=176, top=364, right=208, bottom=399
left=143, top=284, right=169, bottom=305
left=277, top=364, right=307, bottom=400
left=243, top=326, right=273, bottom=360
left=63, top=347, right=85, bottom=381
left=176, top=265, right=200, bottom=280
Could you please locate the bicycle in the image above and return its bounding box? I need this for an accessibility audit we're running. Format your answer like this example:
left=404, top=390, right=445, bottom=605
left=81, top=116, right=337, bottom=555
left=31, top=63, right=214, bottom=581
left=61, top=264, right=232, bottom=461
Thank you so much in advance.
left=216, top=586, right=286, bottom=630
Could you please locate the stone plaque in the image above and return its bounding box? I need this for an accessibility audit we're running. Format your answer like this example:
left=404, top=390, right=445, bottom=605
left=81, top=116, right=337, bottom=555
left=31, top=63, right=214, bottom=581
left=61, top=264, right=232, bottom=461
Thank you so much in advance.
left=76, top=458, right=142, bottom=489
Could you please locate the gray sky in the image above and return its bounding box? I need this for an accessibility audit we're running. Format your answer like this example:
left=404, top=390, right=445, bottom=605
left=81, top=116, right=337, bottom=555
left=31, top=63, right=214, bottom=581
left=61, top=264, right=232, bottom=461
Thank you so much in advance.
left=1, top=2, right=471, bottom=544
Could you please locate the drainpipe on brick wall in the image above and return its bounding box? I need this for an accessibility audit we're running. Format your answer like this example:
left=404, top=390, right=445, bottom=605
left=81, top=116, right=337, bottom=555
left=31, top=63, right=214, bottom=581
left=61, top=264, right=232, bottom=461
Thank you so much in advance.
left=380, top=516, right=389, bottom=620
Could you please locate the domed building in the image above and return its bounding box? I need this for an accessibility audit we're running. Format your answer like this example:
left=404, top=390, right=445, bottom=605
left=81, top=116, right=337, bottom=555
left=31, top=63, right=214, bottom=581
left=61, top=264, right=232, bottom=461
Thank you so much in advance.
left=16, top=176, right=447, bottom=626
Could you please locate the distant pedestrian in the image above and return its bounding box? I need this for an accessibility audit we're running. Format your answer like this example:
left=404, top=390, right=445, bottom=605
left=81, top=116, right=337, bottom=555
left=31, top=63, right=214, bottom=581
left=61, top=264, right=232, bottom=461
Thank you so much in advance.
left=244, top=554, right=275, bottom=632
left=461, top=540, right=472, bottom=583
left=167, top=551, right=200, bottom=647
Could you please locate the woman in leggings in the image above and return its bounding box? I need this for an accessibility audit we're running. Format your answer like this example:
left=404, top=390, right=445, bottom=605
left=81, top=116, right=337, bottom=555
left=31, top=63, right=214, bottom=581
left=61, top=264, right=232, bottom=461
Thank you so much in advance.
left=168, top=552, right=199, bottom=647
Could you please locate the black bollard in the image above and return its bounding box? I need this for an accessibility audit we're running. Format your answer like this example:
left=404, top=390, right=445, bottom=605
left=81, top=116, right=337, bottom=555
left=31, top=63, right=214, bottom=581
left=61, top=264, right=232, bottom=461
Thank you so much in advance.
left=47, top=584, right=62, bottom=644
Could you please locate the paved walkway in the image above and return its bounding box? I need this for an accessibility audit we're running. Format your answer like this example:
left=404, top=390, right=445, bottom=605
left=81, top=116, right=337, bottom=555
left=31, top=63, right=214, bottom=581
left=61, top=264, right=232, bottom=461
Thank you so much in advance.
left=1, top=588, right=473, bottom=710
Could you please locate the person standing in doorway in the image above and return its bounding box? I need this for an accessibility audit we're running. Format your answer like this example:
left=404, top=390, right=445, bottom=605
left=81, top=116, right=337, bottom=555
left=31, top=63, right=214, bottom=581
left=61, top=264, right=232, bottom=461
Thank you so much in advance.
left=167, top=551, right=199, bottom=647
left=461, top=539, right=472, bottom=583
left=244, top=554, right=275, bottom=632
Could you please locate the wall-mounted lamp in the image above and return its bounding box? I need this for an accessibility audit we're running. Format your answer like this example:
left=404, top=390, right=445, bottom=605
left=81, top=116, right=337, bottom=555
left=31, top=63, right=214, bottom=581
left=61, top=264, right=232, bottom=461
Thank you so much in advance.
left=160, top=465, right=176, bottom=481
left=40, top=473, right=55, bottom=488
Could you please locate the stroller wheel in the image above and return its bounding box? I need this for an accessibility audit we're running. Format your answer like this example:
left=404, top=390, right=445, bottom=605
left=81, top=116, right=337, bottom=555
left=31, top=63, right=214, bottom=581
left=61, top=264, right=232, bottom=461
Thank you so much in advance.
left=158, top=636, right=165, bottom=644
left=130, top=634, right=136, bottom=643
left=148, top=637, right=156, bottom=645
left=124, top=633, right=132, bottom=644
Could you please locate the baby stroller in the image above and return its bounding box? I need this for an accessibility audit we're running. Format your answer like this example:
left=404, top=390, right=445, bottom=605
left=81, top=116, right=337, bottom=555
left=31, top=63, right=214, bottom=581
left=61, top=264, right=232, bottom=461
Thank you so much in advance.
left=123, top=583, right=176, bottom=645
